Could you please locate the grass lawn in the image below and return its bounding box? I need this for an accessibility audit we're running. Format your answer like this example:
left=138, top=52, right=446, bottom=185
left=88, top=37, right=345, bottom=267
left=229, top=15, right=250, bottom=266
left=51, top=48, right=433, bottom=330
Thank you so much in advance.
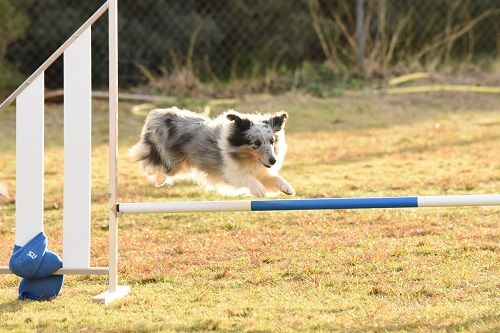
left=0, top=92, right=499, bottom=332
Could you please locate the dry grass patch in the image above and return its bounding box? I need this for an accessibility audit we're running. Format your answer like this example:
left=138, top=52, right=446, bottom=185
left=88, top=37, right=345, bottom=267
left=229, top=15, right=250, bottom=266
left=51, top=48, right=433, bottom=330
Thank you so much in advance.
left=0, top=92, right=499, bottom=332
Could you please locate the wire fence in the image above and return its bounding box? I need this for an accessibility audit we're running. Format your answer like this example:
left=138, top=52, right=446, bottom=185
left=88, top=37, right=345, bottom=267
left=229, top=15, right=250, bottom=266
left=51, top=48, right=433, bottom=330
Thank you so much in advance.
left=1, top=0, right=499, bottom=95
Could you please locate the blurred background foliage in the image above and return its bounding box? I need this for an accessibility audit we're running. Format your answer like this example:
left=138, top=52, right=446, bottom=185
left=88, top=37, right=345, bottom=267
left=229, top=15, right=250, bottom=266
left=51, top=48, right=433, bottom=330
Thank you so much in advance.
left=0, top=0, right=499, bottom=97
left=0, top=0, right=29, bottom=92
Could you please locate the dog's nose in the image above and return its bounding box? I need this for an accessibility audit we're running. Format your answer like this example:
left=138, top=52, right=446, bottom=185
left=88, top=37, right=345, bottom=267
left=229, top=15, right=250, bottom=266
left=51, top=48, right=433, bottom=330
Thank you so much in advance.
left=269, top=157, right=276, bottom=165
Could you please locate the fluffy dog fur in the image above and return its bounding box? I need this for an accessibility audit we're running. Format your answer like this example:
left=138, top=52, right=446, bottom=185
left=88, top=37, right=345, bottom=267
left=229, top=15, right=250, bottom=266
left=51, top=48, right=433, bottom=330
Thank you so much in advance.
left=129, top=107, right=295, bottom=197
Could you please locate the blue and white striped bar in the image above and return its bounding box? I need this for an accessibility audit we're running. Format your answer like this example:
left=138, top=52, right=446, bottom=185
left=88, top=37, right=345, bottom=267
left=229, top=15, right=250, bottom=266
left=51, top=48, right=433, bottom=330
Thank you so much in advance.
left=117, top=194, right=500, bottom=214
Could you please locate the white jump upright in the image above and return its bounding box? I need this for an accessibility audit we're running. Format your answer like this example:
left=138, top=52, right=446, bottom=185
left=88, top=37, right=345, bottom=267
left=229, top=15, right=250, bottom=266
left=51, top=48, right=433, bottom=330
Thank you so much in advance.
left=92, top=0, right=131, bottom=304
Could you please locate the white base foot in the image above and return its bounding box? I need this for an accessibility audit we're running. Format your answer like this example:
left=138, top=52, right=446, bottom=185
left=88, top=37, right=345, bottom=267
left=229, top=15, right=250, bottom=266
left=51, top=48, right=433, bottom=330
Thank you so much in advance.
left=92, top=285, right=130, bottom=304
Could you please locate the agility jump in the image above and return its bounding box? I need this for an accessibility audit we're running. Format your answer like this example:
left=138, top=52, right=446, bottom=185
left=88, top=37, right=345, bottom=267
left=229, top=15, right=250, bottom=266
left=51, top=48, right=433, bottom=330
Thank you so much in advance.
left=0, top=0, right=126, bottom=304
left=0, top=0, right=499, bottom=304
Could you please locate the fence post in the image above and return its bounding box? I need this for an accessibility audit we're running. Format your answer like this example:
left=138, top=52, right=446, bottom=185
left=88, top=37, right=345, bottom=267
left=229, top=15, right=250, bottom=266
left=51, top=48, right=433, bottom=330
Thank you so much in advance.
left=356, top=0, right=365, bottom=74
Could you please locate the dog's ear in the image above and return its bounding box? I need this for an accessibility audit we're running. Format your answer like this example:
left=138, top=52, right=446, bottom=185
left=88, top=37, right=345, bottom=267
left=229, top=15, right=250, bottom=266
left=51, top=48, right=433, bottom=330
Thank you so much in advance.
left=266, top=111, right=288, bottom=132
left=226, top=112, right=251, bottom=130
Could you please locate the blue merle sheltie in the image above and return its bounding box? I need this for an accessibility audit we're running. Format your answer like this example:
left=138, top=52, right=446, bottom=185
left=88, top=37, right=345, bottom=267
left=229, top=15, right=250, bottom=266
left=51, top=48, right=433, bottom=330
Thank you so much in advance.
left=129, top=107, right=295, bottom=197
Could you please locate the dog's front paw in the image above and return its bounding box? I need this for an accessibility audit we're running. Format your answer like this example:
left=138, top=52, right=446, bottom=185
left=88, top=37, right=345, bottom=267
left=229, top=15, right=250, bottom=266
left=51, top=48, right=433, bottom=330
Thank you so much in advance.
left=278, top=180, right=295, bottom=196
left=249, top=182, right=267, bottom=197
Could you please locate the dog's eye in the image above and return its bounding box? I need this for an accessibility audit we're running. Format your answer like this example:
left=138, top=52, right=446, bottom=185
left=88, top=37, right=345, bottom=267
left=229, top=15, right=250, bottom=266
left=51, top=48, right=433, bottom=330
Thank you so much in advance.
left=269, top=138, right=274, bottom=144
left=254, top=140, right=261, bottom=147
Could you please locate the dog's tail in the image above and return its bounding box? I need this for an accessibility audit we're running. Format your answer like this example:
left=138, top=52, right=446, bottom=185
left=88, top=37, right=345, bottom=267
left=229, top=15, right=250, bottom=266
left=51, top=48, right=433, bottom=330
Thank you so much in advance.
left=129, top=139, right=150, bottom=165
left=128, top=135, right=164, bottom=174
left=129, top=140, right=169, bottom=187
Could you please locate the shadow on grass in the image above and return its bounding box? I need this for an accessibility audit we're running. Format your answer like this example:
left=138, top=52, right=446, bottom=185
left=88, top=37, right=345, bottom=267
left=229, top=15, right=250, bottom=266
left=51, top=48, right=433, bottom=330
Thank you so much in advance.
left=174, top=319, right=230, bottom=332
left=0, top=298, right=25, bottom=314
left=313, top=313, right=500, bottom=332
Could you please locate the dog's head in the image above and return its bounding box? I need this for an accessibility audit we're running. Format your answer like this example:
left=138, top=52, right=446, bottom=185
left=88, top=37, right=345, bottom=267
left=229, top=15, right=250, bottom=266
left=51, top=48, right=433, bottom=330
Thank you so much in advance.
left=226, top=111, right=288, bottom=168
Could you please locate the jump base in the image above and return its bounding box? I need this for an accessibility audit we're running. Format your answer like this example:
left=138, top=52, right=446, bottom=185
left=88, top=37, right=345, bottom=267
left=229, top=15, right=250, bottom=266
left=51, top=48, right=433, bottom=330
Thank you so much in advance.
left=92, top=285, right=131, bottom=304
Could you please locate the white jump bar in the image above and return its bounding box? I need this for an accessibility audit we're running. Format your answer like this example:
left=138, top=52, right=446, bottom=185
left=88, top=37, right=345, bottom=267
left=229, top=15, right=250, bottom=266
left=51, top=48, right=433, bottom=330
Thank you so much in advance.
left=418, top=194, right=500, bottom=207
left=118, top=200, right=251, bottom=214
left=118, top=194, right=500, bottom=214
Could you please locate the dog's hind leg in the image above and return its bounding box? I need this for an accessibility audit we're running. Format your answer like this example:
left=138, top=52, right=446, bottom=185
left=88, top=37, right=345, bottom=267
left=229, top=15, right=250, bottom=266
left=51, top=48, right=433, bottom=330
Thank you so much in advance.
left=146, top=173, right=170, bottom=187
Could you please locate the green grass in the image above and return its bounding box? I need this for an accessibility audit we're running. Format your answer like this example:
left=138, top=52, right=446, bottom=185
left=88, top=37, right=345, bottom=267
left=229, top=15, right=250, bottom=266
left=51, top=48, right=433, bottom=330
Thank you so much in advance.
left=0, top=92, right=499, bottom=332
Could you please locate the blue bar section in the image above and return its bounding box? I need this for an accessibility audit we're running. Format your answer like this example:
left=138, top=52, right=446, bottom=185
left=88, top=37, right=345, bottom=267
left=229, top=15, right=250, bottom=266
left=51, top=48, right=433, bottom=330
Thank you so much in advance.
left=251, top=197, right=419, bottom=211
